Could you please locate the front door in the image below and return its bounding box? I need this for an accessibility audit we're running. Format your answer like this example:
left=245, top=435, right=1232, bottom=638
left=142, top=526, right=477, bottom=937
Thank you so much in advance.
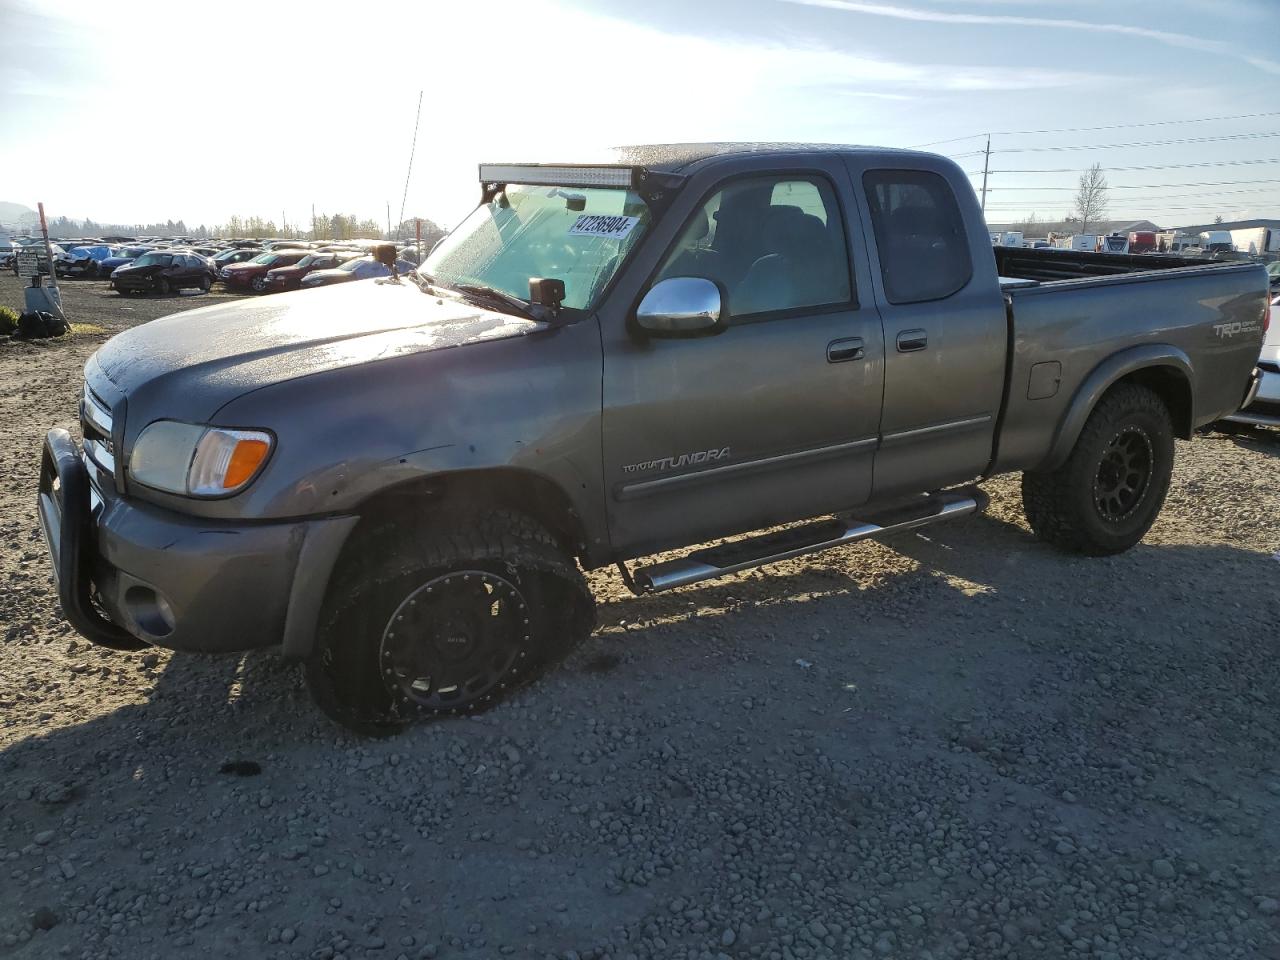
left=601, top=165, right=885, bottom=558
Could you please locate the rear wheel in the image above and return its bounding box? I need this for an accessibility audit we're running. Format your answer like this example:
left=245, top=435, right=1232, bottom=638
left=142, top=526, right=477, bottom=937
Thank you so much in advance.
left=250, top=276, right=268, bottom=293
left=1022, top=383, right=1174, bottom=555
left=305, top=509, right=595, bottom=736
left=199, top=275, right=211, bottom=292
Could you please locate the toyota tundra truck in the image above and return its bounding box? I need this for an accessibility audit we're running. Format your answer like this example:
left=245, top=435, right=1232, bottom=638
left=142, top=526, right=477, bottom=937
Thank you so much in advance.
left=38, top=143, right=1269, bottom=734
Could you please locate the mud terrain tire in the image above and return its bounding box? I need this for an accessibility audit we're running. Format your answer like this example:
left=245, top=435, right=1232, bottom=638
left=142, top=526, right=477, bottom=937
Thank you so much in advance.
left=306, top=509, right=595, bottom=736
left=1022, top=383, right=1174, bottom=556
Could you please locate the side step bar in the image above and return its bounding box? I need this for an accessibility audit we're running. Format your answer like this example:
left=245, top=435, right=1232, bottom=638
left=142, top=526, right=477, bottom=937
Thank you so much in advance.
left=629, top=487, right=987, bottom=594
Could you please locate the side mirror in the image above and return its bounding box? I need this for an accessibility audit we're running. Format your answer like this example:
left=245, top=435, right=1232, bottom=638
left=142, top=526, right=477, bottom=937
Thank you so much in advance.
left=634, top=277, right=724, bottom=336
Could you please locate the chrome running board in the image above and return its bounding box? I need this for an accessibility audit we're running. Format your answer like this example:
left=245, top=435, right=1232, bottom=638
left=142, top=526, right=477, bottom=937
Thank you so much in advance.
left=629, top=487, right=986, bottom=594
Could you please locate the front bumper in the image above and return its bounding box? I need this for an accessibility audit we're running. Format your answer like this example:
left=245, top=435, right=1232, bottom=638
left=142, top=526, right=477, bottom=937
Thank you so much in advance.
left=112, top=274, right=155, bottom=291
left=38, top=428, right=356, bottom=654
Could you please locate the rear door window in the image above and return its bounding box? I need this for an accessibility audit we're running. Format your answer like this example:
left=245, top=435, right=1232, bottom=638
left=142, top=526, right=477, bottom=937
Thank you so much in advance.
left=863, top=170, right=972, bottom=304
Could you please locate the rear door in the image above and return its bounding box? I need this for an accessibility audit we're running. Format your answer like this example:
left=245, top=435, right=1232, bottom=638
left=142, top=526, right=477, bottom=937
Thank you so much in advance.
left=600, top=158, right=886, bottom=558
left=846, top=161, right=1007, bottom=497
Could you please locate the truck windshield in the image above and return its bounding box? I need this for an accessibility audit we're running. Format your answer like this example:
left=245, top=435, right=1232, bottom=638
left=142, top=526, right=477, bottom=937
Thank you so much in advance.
left=423, top=183, right=650, bottom=311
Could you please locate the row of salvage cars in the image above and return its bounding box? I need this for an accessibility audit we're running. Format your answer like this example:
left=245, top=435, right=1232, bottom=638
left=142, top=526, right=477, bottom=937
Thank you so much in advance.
left=5, top=238, right=421, bottom=296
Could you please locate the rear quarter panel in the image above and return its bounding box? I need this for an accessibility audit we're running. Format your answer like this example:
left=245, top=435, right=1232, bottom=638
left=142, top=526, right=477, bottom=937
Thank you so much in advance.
left=994, top=262, right=1268, bottom=472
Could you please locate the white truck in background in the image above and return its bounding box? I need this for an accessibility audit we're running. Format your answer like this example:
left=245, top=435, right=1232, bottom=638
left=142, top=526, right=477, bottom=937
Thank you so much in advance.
left=989, top=231, right=1025, bottom=247
left=1228, top=226, right=1279, bottom=258
left=1060, top=234, right=1098, bottom=252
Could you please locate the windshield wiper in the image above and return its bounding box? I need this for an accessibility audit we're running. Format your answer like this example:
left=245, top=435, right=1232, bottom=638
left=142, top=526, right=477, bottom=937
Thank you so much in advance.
left=435, top=279, right=547, bottom=321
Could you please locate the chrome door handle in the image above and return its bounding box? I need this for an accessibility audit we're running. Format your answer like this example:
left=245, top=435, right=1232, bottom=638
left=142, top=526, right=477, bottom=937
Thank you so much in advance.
left=827, top=337, right=865, bottom=363
left=896, top=329, right=928, bottom=352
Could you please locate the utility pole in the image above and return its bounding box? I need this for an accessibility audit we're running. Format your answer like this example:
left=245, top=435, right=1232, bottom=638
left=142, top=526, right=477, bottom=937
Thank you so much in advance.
left=386, top=201, right=391, bottom=240
left=311, top=203, right=315, bottom=241
left=36, top=202, right=66, bottom=321
left=979, top=134, right=991, bottom=215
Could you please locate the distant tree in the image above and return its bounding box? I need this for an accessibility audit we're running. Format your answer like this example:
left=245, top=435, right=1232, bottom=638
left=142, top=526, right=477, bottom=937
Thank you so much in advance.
left=394, top=217, right=446, bottom=247
left=1213, top=214, right=1225, bottom=224
left=1016, top=211, right=1041, bottom=236
left=1072, top=163, right=1109, bottom=235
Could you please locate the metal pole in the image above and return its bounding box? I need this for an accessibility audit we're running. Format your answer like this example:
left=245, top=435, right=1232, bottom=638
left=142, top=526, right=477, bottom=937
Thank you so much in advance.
left=979, top=134, right=991, bottom=215
left=415, top=218, right=422, bottom=265
left=386, top=202, right=391, bottom=240
left=399, top=90, right=424, bottom=243
left=37, top=202, right=66, bottom=321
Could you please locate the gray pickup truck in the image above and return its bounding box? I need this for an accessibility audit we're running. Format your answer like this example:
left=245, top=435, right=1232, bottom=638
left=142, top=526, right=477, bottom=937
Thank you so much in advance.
left=39, top=143, right=1268, bottom=733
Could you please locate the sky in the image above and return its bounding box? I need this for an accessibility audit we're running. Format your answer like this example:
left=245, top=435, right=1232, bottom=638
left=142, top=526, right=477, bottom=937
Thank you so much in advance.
left=2, top=0, right=1278, bottom=232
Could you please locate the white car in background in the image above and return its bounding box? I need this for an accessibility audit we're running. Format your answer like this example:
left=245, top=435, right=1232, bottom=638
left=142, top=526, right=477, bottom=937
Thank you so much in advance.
left=1223, top=292, right=1280, bottom=429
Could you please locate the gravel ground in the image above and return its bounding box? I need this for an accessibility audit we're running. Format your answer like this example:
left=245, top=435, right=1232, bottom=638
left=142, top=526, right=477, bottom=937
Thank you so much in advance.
left=2, top=272, right=1279, bottom=960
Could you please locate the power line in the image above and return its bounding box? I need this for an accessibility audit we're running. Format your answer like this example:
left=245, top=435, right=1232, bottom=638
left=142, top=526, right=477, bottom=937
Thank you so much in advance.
left=912, top=110, right=1280, bottom=147
left=968, top=158, right=1280, bottom=175
left=994, top=131, right=1280, bottom=154
left=985, top=185, right=1280, bottom=202
left=986, top=177, right=1280, bottom=191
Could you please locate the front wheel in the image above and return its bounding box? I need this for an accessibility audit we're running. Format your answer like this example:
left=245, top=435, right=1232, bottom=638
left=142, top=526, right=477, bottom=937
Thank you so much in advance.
left=1021, top=383, right=1174, bottom=556
left=250, top=276, right=268, bottom=293
left=199, top=275, right=211, bottom=292
left=157, top=278, right=171, bottom=295
left=305, top=510, right=595, bottom=736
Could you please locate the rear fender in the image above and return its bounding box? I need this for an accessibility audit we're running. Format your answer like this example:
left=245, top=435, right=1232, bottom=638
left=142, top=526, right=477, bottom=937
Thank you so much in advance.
left=1043, top=344, right=1194, bottom=469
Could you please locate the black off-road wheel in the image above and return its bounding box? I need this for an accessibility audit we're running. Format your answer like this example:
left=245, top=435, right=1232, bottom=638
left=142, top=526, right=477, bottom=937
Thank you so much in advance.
left=1022, top=383, right=1174, bottom=556
left=305, top=510, right=595, bottom=736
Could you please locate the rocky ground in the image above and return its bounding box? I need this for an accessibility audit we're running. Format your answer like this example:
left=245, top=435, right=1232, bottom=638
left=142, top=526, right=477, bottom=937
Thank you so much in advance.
left=1, top=273, right=1278, bottom=960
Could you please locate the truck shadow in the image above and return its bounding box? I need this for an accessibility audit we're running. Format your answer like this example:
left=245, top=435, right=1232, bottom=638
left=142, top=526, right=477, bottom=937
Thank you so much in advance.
left=2, top=512, right=1275, bottom=768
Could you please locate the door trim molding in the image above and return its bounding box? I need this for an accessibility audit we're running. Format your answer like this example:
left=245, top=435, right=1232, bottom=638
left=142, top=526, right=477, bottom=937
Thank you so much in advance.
left=880, top=414, right=992, bottom=448
left=615, top=436, right=878, bottom=501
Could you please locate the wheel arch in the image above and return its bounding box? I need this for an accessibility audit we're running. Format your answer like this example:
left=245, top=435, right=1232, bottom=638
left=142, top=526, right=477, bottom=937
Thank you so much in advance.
left=1043, top=345, right=1194, bottom=469
left=344, top=466, right=592, bottom=560
left=280, top=466, right=594, bottom=664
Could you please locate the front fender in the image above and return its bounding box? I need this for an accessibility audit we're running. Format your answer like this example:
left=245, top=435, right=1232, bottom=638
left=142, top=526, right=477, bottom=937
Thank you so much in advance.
left=1043, top=343, right=1193, bottom=469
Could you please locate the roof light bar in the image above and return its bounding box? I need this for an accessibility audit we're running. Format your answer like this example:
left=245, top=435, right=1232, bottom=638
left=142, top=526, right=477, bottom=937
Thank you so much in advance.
left=479, top=163, right=637, bottom=189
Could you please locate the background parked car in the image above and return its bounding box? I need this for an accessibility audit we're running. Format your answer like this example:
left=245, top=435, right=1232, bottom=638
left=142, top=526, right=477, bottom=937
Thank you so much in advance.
left=110, top=250, right=216, bottom=295
left=299, top=255, right=416, bottom=288
left=97, top=245, right=155, bottom=276
left=263, top=251, right=355, bottom=292
left=57, top=244, right=116, bottom=278
left=1222, top=293, right=1279, bottom=430
left=211, top=247, right=262, bottom=271
left=1267, top=260, right=1280, bottom=291
left=220, top=249, right=310, bottom=292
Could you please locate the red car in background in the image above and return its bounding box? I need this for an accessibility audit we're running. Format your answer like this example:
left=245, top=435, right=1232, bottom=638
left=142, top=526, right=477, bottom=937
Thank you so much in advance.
left=263, top=251, right=360, bottom=292
left=220, top=249, right=310, bottom=293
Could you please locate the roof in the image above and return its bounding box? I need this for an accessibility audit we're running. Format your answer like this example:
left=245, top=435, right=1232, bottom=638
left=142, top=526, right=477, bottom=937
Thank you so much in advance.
left=1171, top=218, right=1280, bottom=233
left=605, top=142, right=936, bottom=173
left=985, top=218, right=1164, bottom=236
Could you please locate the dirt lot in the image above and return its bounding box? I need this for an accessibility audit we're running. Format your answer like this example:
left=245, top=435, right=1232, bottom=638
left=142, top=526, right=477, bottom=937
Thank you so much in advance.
left=1, top=272, right=1278, bottom=960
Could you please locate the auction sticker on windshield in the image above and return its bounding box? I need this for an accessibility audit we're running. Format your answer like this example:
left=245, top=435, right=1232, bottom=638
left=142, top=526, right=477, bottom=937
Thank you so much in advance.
left=569, top=214, right=639, bottom=239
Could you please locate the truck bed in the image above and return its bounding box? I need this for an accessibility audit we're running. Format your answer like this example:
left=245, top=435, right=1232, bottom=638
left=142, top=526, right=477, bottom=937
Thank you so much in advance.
left=994, top=245, right=1213, bottom=283
left=991, top=252, right=1269, bottom=475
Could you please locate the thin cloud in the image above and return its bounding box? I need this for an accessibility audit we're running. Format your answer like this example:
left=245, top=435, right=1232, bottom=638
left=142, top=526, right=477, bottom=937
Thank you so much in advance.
left=783, top=0, right=1280, bottom=75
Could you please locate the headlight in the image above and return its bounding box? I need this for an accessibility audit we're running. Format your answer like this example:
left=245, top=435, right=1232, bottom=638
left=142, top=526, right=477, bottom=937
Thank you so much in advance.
left=129, top=421, right=273, bottom=497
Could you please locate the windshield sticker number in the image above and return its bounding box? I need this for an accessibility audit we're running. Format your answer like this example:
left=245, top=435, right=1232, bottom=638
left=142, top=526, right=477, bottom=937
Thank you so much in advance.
left=569, top=215, right=639, bottom=239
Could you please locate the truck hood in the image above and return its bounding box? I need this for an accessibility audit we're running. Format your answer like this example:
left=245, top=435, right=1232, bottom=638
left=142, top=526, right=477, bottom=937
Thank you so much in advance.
left=90, top=279, right=540, bottom=419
